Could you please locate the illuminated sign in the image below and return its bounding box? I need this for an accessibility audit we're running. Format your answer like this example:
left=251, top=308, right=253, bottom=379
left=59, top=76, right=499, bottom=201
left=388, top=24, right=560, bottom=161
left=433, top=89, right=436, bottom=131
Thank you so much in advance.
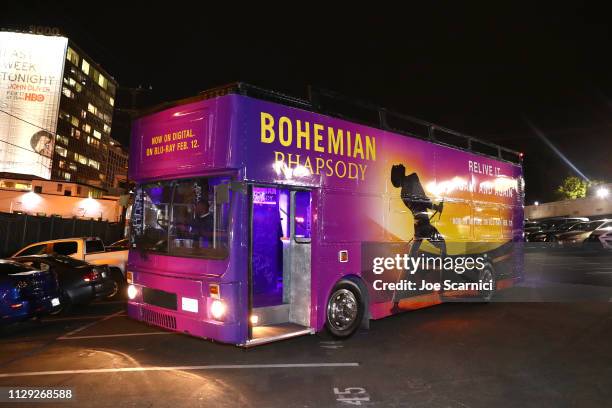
left=0, top=32, right=67, bottom=179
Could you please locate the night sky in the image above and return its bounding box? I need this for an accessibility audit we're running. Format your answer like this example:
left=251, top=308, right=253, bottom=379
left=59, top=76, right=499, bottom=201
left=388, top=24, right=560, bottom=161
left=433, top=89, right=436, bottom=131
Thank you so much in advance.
left=3, top=3, right=611, bottom=203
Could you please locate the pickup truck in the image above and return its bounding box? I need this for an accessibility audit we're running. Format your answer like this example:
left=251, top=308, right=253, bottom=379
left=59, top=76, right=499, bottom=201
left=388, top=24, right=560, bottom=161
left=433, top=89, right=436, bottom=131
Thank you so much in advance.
left=12, top=237, right=128, bottom=288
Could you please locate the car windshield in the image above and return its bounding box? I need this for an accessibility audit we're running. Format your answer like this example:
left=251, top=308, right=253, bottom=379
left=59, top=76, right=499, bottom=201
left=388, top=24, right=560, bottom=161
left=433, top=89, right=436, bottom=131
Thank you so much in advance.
left=557, top=223, right=578, bottom=232
left=85, top=240, right=105, bottom=253
left=131, top=176, right=231, bottom=259
left=573, top=221, right=601, bottom=231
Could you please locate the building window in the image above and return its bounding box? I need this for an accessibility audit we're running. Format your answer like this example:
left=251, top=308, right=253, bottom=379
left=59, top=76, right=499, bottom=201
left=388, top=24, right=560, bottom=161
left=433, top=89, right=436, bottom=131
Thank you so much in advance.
left=56, top=134, right=69, bottom=146
left=80, top=109, right=87, bottom=119
left=69, top=163, right=77, bottom=171
left=57, top=183, right=63, bottom=192
left=82, top=59, right=90, bottom=75
left=83, top=124, right=91, bottom=133
left=109, top=97, right=115, bottom=106
left=87, top=103, right=97, bottom=114
left=103, top=124, right=111, bottom=133
left=88, top=159, right=100, bottom=170
left=55, top=145, right=68, bottom=157
left=62, top=86, right=74, bottom=99
left=66, top=47, right=80, bottom=66
left=93, top=129, right=102, bottom=139
left=98, top=74, right=107, bottom=90
left=63, top=172, right=71, bottom=181
left=76, top=186, right=82, bottom=195
left=71, top=116, right=79, bottom=127
left=74, top=153, right=88, bottom=165
left=87, top=136, right=100, bottom=148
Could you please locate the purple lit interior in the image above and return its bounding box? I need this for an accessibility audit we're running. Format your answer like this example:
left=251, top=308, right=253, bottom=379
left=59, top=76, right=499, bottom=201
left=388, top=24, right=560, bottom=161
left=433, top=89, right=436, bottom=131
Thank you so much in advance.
left=251, top=187, right=289, bottom=307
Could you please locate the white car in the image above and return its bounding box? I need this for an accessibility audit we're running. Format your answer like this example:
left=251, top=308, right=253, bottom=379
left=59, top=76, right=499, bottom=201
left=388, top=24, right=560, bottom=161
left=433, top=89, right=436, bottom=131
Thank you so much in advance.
left=12, top=237, right=128, bottom=277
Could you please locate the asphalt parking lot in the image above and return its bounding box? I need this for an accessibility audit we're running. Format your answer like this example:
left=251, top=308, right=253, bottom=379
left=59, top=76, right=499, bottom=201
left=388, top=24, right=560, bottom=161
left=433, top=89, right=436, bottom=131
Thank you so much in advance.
left=1, top=250, right=611, bottom=408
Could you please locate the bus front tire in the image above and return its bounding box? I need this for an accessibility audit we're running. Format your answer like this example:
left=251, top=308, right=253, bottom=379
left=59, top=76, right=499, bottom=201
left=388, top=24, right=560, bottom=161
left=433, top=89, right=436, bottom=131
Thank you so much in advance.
left=325, top=280, right=364, bottom=339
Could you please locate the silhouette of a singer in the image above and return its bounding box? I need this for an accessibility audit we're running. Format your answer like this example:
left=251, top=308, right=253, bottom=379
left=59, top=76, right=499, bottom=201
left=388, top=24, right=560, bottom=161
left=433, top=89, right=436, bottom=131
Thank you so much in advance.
left=390, top=164, right=447, bottom=310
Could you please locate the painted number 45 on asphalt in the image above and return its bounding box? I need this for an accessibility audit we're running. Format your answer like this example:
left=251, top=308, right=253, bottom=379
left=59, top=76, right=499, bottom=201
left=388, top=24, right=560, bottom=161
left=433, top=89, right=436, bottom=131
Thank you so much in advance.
left=333, top=387, right=370, bottom=405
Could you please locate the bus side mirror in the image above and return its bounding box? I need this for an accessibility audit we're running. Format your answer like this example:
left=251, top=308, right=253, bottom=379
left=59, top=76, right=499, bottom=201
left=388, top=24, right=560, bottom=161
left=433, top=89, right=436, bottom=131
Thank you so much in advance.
left=215, top=184, right=230, bottom=204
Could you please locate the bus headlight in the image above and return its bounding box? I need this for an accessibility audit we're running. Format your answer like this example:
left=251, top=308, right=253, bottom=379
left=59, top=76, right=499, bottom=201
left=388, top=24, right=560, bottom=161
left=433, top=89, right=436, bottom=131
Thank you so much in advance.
left=127, top=284, right=138, bottom=300
left=210, top=299, right=226, bottom=320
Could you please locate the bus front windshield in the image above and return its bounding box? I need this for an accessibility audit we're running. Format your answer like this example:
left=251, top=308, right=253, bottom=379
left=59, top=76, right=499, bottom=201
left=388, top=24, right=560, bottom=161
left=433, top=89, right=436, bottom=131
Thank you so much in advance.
left=132, top=176, right=231, bottom=259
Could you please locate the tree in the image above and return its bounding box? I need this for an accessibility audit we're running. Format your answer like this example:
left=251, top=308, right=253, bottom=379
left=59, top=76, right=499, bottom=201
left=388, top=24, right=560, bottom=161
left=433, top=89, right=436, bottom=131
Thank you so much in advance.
left=556, top=176, right=588, bottom=200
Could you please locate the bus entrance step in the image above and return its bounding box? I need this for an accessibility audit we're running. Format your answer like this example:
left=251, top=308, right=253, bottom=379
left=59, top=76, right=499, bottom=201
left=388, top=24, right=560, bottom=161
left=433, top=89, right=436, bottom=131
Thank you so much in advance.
left=253, top=304, right=290, bottom=326
left=245, top=323, right=314, bottom=347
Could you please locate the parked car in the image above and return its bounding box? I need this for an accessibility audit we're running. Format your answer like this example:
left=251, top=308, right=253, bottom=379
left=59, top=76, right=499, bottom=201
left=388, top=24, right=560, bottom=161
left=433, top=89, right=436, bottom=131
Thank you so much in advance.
left=526, top=218, right=589, bottom=242
left=0, top=260, right=61, bottom=324
left=594, top=229, right=612, bottom=250
left=524, top=220, right=544, bottom=234
left=12, top=255, right=119, bottom=310
left=12, top=237, right=128, bottom=284
left=555, top=219, right=612, bottom=247
left=583, top=220, right=612, bottom=249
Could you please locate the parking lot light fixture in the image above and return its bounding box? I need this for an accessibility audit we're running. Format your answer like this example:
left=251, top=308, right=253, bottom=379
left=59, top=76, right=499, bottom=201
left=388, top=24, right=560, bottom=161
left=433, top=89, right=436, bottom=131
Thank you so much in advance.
left=596, top=187, right=609, bottom=198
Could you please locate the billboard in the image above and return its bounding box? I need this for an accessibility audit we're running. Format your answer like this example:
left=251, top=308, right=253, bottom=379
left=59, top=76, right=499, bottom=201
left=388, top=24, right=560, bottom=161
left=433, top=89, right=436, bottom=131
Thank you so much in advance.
left=0, top=32, right=67, bottom=179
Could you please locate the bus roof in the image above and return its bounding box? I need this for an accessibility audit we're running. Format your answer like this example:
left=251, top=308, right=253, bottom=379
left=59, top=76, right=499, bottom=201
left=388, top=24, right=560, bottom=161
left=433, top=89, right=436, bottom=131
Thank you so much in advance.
left=138, top=82, right=522, bottom=165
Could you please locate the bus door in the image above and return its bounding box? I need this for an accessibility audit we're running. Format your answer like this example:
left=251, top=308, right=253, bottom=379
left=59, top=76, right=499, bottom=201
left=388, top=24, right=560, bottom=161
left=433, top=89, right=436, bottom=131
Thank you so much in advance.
left=248, top=186, right=314, bottom=345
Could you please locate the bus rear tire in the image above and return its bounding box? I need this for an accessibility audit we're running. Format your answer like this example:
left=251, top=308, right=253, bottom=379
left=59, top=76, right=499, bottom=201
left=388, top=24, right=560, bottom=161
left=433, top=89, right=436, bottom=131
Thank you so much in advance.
left=478, top=265, right=496, bottom=303
left=325, top=280, right=364, bottom=338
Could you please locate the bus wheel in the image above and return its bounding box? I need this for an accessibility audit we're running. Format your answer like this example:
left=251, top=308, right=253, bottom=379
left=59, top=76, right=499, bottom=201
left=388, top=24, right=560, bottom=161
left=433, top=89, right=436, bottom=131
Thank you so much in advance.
left=325, top=280, right=364, bottom=338
left=478, top=265, right=496, bottom=302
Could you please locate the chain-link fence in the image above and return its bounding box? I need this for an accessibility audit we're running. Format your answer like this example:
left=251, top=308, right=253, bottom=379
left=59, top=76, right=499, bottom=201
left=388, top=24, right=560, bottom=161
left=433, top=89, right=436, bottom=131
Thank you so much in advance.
left=0, top=212, right=125, bottom=258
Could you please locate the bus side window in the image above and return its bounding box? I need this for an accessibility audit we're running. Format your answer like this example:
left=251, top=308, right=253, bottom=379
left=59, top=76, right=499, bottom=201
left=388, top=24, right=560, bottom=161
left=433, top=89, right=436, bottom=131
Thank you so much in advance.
left=294, top=191, right=311, bottom=243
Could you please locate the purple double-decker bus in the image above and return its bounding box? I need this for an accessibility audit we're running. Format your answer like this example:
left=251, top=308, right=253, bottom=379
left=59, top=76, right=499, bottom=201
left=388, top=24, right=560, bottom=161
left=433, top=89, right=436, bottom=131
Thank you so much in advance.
left=127, top=84, right=524, bottom=346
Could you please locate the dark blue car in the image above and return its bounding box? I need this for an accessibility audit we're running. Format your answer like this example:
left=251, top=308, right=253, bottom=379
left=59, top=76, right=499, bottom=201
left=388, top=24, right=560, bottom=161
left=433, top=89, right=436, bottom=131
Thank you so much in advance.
left=0, top=260, right=62, bottom=324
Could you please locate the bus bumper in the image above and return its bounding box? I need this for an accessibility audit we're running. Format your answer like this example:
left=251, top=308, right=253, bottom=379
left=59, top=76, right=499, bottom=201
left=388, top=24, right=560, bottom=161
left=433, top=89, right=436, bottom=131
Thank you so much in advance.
left=127, top=301, right=245, bottom=345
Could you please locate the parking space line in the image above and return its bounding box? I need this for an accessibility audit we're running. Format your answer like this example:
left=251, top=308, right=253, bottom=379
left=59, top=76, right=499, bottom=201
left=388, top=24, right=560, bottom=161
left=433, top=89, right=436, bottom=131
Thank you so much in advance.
left=57, top=311, right=124, bottom=340
left=58, top=332, right=174, bottom=340
left=0, top=363, right=360, bottom=378
left=44, top=314, right=127, bottom=322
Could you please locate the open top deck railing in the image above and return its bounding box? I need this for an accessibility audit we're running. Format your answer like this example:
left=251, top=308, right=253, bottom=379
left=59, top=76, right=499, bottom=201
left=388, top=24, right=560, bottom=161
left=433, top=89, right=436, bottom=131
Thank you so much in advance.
left=150, top=82, right=523, bottom=165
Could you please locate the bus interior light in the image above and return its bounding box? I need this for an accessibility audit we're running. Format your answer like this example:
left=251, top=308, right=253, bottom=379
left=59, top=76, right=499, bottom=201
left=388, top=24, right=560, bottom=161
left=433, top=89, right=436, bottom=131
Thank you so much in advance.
left=250, top=314, right=259, bottom=325
left=210, top=299, right=226, bottom=320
